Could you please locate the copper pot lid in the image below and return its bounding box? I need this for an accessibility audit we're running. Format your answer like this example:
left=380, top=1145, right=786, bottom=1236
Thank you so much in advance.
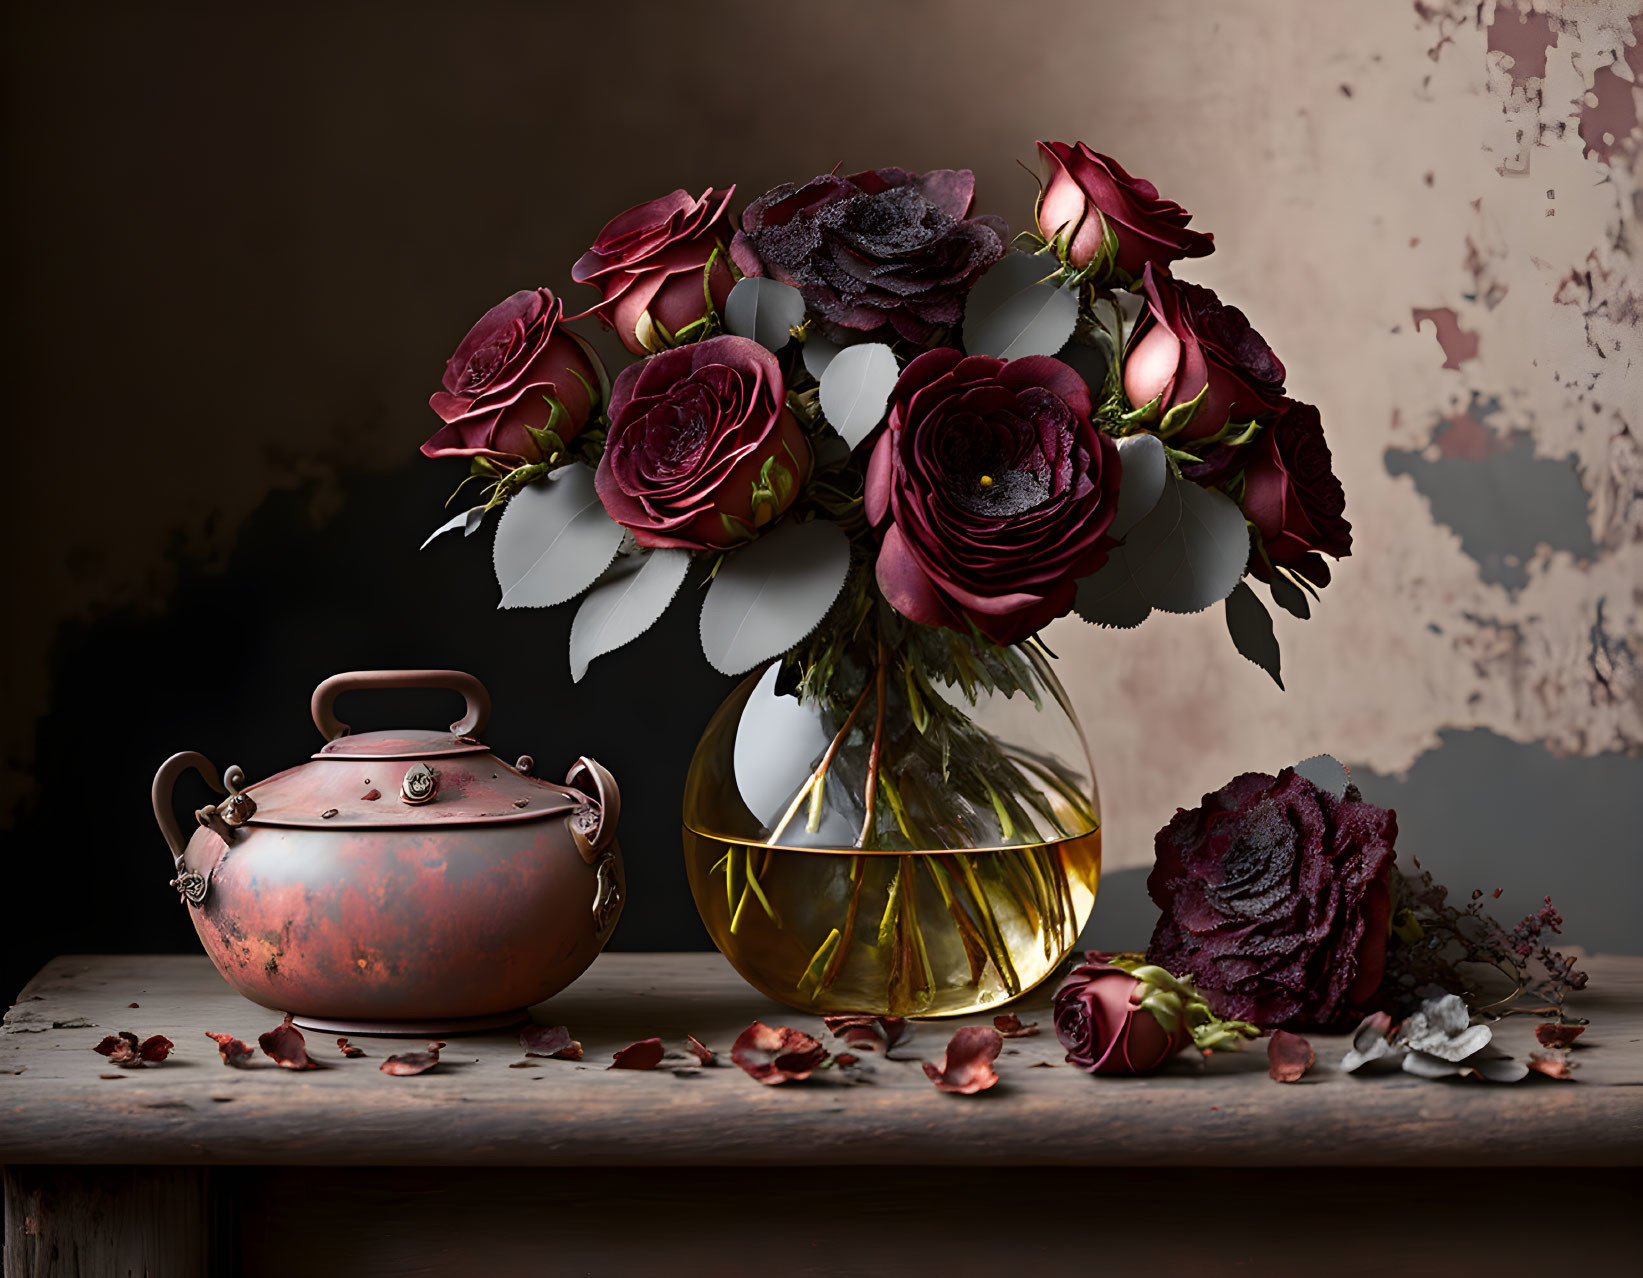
left=210, top=671, right=586, bottom=831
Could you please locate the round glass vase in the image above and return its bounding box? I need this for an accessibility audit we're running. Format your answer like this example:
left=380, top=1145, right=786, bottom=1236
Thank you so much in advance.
left=682, top=645, right=1101, bottom=1017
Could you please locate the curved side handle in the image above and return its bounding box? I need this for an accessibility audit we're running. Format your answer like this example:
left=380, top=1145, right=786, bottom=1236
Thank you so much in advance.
left=310, top=670, right=492, bottom=741
left=152, top=752, right=226, bottom=905
left=565, top=755, right=621, bottom=864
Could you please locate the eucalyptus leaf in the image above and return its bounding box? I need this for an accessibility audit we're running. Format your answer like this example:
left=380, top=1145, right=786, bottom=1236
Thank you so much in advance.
left=724, top=276, right=805, bottom=352
left=802, top=333, right=845, bottom=381
left=1109, top=433, right=1166, bottom=539
left=567, top=548, right=691, bottom=681
left=1053, top=335, right=1114, bottom=401
left=1074, top=474, right=1251, bottom=627
left=492, top=465, right=624, bottom=610
left=1269, top=571, right=1312, bottom=620
left=962, top=251, right=1078, bottom=360
left=420, top=505, right=487, bottom=550
left=1224, top=581, right=1283, bottom=689
left=699, top=519, right=851, bottom=676
left=818, top=341, right=899, bottom=449
left=1292, top=754, right=1350, bottom=798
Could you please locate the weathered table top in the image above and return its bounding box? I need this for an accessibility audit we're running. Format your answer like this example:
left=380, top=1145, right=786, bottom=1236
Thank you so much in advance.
left=3, top=953, right=1639, bottom=1167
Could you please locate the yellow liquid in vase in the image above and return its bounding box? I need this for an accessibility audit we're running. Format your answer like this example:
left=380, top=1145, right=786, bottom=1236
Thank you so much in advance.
left=683, top=827, right=1102, bottom=1017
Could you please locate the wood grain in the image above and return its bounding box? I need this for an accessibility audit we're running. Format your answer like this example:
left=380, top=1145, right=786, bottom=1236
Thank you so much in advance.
left=3, top=953, right=1639, bottom=1167
left=3, top=1165, right=212, bottom=1277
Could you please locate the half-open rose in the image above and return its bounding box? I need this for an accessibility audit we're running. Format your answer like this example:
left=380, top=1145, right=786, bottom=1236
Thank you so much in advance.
left=572, top=187, right=736, bottom=355
left=866, top=348, right=1121, bottom=644
left=1036, top=141, right=1214, bottom=279
left=423, top=287, right=600, bottom=466
left=595, top=335, right=812, bottom=550
left=1122, top=265, right=1286, bottom=441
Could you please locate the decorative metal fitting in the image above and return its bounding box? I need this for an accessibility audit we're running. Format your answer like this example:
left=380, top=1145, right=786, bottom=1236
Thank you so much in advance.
left=592, top=849, right=622, bottom=937
left=400, top=761, right=439, bottom=805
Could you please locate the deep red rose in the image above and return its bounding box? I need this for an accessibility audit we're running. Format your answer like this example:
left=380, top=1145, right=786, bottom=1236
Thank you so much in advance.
left=730, top=167, right=1006, bottom=343
left=1036, top=141, right=1214, bottom=279
left=1145, top=769, right=1398, bottom=1030
left=595, top=335, right=811, bottom=551
left=423, top=288, right=600, bottom=466
left=1122, top=265, right=1286, bottom=441
left=572, top=187, right=736, bottom=355
left=865, top=348, right=1121, bottom=645
left=1241, top=399, right=1352, bottom=587
left=1053, top=958, right=1192, bottom=1075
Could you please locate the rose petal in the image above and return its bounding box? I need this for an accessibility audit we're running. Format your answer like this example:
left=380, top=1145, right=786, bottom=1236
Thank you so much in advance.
left=380, top=1042, right=445, bottom=1077
left=258, top=1017, right=320, bottom=1071
left=993, top=1014, right=1040, bottom=1038
left=93, top=1032, right=139, bottom=1064
left=922, top=1026, right=1003, bottom=1094
left=1535, top=1023, right=1585, bottom=1049
left=608, top=1037, right=666, bottom=1071
left=1267, top=1030, right=1315, bottom=1083
left=685, top=1035, right=715, bottom=1066
left=1527, top=1051, right=1576, bottom=1080
left=822, top=1015, right=910, bottom=1054
left=730, top=1021, right=827, bottom=1085
left=205, top=1032, right=256, bottom=1068
left=336, top=1038, right=366, bottom=1059
left=520, top=1023, right=584, bottom=1060
left=137, top=1034, right=174, bottom=1064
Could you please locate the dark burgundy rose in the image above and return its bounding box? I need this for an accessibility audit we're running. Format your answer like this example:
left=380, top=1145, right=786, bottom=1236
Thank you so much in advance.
left=1145, top=769, right=1399, bottom=1030
left=572, top=187, right=736, bottom=355
left=1053, top=958, right=1192, bottom=1075
left=865, top=348, right=1122, bottom=644
left=595, top=335, right=811, bottom=551
left=1123, top=265, right=1286, bottom=441
left=1036, top=141, right=1214, bottom=279
left=1241, top=399, right=1352, bottom=587
left=729, top=167, right=1006, bottom=343
left=423, top=287, right=601, bottom=466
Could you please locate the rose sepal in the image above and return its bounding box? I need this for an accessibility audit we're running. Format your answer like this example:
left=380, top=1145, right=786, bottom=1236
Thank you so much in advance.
left=1155, top=383, right=1210, bottom=440
left=1102, top=954, right=1261, bottom=1053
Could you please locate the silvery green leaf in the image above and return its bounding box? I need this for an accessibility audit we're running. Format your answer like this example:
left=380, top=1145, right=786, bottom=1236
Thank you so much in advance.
left=420, top=505, right=487, bottom=550
left=1109, top=433, right=1166, bottom=539
left=493, top=465, right=624, bottom=610
left=1340, top=1038, right=1402, bottom=1074
left=1401, top=1050, right=1463, bottom=1079
left=818, top=341, right=899, bottom=449
left=567, top=548, right=691, bottom=682
left=1224, top=581, right=1283, bottom=689
left=802, top=333, right=845, bottom=381
left=1124, top=476, right=1252, bottom=614
left=724, top=276, right=805, bottom=352
left=699, top=519, right=851, bottom=676
left=1269, top=570, right=1311, bottom=620
left=1463, top=1051, right=1528, bottom=1083
left=962, top=251, right=1078, bottom=360
left=1293, top=754, right=1350, bottom=798
left=1073, top=474, right=1250, bottom=626
left=1053, top=336, right=1114, bottom=400
left=731, top=664, right=836, bottom=830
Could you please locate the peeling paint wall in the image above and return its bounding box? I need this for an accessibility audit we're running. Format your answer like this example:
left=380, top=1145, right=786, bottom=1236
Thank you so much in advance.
left=1, top=1, right=1639, bottom=996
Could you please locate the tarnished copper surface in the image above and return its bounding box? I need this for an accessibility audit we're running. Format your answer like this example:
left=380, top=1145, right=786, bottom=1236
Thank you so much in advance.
left=151, top=670, right=624, bottom=1033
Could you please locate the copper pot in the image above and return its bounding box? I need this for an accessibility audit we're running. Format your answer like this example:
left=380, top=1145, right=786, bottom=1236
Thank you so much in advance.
left=151, top=670, right=623, bottom=1034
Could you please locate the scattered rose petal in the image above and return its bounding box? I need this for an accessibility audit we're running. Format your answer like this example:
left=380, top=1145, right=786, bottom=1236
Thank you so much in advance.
left=206, top=1032, right=256, bottom=1067
left=685, top=1035, right=715, bottom=1066
left=128, top=1002, right=140, bottom=1008
left=835, top=1053, right=860, bottom=1068
left=922, top=1026, right=1003, bottom=1095
left=1528, top=1051, right=1576, bottom=1080
left=994, top=1014, right=1040, bottom=1038
left=381, top=1041, right=445, bottom=1076
left=520, top=1024, right=584, bottom=1060
left=822, top=1015, right=910, bottom=1055
left=336, top=1038, right=366, bottom=1058
left=609, top=1038, right=666, bottom=1071
left=731, top=1022, right=828, bottom=1085
left=259, top=1017, right=320, bottom=1070
left=93, top=1031, right=172, bottom=1067
left=1267, top=1030, right=1314, bottom=1082
left=508, top=1060, right=540, bottom=1069
left=1535, top=1023, right=1585, bottom=1049
left=98, top=1073, right=125, bottom=1080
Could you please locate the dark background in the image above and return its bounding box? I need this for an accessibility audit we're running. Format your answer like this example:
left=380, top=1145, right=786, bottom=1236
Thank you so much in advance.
left=4, top=1, right=1640, bottom=1006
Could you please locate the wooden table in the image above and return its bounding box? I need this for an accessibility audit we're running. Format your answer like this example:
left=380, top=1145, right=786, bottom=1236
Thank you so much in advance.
left=4, top=953, right=1640, bottom=1277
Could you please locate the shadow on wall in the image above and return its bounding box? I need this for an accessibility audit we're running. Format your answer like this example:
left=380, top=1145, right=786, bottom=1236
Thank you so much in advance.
left=0, top=461, right=736, bottom=1005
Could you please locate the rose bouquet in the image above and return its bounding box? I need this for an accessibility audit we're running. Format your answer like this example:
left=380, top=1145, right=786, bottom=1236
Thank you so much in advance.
left=420, top=141, right=1353, bottom=1015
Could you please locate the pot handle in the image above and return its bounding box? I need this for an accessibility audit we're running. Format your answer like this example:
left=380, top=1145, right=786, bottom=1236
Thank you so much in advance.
left=310, top=669, right=492, bottom=741
left=152, top=752, right=226, bottom=905
left=565, top=755, right=620, bottom=864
